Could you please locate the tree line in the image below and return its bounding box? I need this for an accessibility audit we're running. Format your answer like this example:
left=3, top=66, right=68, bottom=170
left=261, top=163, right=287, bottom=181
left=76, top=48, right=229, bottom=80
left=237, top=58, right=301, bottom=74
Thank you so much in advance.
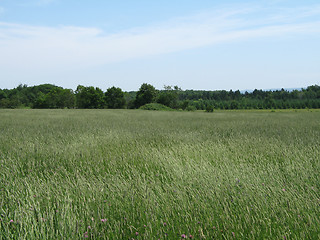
left=0, top=83, right=319, bottom=110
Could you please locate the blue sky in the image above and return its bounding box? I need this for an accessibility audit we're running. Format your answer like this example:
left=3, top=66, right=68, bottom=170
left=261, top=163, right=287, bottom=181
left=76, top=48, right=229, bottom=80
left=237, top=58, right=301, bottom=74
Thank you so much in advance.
left=0, top=0, right=319, bottom=91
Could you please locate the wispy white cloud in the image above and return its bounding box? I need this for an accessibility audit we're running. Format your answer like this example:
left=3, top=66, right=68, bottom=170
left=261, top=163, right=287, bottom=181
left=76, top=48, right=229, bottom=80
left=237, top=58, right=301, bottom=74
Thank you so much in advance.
left=0, top=5, right=319, bottom=72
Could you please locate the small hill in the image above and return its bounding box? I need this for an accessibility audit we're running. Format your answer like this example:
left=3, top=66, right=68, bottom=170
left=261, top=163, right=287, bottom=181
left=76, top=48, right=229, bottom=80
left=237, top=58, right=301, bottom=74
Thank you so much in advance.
left=139, top=103, right=173, bottom=111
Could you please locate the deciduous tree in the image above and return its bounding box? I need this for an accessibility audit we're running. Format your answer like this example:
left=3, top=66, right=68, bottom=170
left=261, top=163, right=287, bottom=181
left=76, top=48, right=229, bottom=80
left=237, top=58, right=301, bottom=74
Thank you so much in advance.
left=134, top=83, right=157, bottom=108
left=105, top=87, right=126, bottom=109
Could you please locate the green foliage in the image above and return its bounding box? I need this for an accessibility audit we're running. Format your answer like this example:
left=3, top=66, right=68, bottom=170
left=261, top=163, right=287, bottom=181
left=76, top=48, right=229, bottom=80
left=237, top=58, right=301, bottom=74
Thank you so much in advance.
left=0, top=98, right=9, bottom=108
left=264, top=94, right=276, bottom=109
left=75, top=85, right=105, bottom=109
left=139, top=103, right=173, bottom=111
left=180, top=100, right=190, bottom=110
left=0, top=89, right=7, bottom=101
left=33, top=92, right=47, bottom=108
left=134, top=83, right=157, bottom=108
left=33, top=88, right=75, bottom=109
left=205, top=105, right=214, bottom=112
left=230, top=100, right=239, bottom=109
left=178, top=85, right=320, bottom=110
left=105, top=87, right=126, bottom=109
left=124, top=91, right=136, bottom=109
left=31, top=84, right=59, bottom=94
left=186, top=105, right=196, bottom=111
left=1, top=84, right=320, bottom=110
left=157, top=85, right=180, bottom=109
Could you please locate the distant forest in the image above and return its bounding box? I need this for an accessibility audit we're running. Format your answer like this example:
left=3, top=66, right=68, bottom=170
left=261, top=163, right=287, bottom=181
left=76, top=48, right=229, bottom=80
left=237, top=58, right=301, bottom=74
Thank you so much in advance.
left=0, top=83, right=320, bottom=110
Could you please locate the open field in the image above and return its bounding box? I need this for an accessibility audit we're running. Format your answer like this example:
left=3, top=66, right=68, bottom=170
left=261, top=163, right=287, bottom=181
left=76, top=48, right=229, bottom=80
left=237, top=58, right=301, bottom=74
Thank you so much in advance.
left=0, top=109, right=319, bottom=239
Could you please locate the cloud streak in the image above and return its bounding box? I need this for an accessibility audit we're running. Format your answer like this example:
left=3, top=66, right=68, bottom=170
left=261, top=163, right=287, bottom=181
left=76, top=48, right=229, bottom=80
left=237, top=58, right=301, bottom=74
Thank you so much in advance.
left=0, top=4, right=320, bottom=71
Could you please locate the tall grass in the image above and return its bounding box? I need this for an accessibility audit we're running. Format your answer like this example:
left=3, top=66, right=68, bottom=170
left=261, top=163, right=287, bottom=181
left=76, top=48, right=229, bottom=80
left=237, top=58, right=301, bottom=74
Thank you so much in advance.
left=0, top=109, right=319, bottom=239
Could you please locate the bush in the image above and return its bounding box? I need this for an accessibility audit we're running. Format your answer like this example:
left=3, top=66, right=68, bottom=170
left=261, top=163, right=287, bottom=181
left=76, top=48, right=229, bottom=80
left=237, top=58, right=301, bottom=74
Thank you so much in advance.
left=139, top=103, right=173, bottom=111
left=205, top=105, right=214, bottom=112
left=186, top=105, right=196, bottom=111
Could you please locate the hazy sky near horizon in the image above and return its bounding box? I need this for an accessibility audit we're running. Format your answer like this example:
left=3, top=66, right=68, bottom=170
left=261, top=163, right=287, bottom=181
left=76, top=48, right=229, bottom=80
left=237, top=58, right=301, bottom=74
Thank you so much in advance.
left=0, top=0, right=319, bottom=91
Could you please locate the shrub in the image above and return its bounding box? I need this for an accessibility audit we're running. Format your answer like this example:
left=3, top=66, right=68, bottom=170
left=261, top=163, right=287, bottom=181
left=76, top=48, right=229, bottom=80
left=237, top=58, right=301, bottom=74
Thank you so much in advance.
left=186, top=105, right=196, bottom=111
left=139, top=103, right=173, bottom=111
left=206, top=105, right=214, bottom=112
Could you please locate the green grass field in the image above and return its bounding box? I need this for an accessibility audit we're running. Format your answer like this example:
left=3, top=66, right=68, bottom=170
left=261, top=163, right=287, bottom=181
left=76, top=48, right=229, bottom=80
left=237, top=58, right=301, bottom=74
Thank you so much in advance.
left=0, top=109, right=319, bottom=239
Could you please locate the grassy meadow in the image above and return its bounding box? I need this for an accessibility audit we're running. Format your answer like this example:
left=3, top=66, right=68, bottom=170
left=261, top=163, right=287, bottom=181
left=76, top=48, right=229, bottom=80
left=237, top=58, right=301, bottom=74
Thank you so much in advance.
left=0, top=109, right=319, bottom=239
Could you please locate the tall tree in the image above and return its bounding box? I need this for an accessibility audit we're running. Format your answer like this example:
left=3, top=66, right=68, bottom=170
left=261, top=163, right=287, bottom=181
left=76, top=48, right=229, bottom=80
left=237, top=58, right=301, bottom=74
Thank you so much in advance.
left=134, top=83, right=157, bottom=108
left=105, top=87, right=126, bottom=109
left=45, top=88, right=75, bottom=108
left=157, top=85, right=180, bottom=109
left=0, top=89, right=7, bottom=101
left=75, top=85, right=105, bottom=109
